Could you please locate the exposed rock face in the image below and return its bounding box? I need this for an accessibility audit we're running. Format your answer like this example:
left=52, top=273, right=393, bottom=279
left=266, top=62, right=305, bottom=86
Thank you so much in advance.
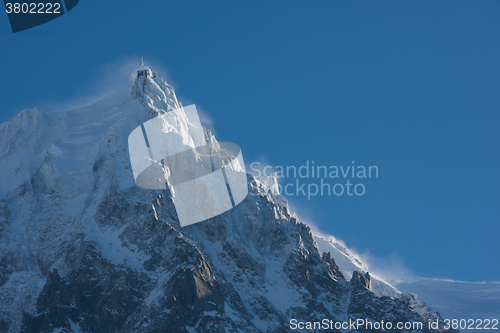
left=0, top=66, right=457, bottom=333
left=351, top=271, right=373, bottom=291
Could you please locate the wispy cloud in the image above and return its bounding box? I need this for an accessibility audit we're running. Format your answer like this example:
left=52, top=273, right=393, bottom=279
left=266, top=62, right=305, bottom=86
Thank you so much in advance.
left=308, top=224, right=418, bottom=283
left=43, top=56, right=179, bottom=115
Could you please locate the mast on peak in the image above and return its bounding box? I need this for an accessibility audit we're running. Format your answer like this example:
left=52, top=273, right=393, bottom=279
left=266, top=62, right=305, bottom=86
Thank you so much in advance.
left=137, top=57, right=157, bottom=78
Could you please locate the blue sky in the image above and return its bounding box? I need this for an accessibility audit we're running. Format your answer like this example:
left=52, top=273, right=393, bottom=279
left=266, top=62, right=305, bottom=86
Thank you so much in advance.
left=1, top=1, right=499, bottom=282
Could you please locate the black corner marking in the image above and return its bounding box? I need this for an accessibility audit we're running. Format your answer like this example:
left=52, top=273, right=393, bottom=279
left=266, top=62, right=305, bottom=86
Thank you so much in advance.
left=63, top=0, right=78, bottom=12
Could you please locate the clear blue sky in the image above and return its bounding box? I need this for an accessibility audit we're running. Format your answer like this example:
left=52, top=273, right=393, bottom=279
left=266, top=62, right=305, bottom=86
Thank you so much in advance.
left=1, top=1, right=499, bottom=282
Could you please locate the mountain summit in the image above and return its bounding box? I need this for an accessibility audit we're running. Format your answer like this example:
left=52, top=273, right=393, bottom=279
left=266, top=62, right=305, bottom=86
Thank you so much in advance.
left=131, top=60, right=182, bottom=117
left=0, top=64, right=455, bottom=333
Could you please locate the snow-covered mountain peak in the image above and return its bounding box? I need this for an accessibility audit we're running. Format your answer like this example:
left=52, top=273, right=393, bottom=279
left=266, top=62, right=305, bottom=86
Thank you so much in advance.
left=0, top=66, right=462, bottom=332
left=130, top=63, right=181, bottom=117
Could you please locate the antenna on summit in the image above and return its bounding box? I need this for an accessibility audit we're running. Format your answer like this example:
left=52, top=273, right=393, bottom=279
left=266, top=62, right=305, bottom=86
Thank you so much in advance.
left=137, top=57, right=149, bottom=78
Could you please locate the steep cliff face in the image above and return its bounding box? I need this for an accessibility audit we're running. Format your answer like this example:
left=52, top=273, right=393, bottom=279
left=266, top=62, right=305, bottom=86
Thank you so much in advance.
left=0, top=65, right=456, bottom=333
